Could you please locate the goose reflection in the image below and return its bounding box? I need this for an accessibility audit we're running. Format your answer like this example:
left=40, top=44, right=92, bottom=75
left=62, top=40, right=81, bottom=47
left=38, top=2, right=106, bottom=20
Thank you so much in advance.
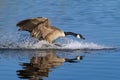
left=17, top=50, right=83, bottom=80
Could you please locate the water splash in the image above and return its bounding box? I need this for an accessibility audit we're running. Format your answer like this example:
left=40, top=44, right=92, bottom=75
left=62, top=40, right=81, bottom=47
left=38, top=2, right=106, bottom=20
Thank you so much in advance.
left=0, top=32, right=113, bottom=50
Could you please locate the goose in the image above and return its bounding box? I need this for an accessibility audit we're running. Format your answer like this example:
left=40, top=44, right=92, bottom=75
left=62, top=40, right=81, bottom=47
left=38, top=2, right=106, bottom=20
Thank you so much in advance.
left=16, top=17, right=85, bottom=43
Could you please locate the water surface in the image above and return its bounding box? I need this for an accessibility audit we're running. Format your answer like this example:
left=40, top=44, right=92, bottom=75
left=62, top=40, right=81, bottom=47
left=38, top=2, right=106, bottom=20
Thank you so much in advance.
left=0, top=0, right=120, bottom=80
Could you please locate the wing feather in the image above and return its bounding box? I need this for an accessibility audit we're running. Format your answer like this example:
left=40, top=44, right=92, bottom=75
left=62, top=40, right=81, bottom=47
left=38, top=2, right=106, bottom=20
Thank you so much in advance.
left=16, top=17, right=62, bottom=42
left=16, top=17, right=50, bottom=32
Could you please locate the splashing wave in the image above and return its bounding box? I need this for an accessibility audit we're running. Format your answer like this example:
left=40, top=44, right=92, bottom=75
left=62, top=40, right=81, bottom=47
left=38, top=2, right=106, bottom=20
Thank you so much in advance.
left=0, top=32, right=113, bottom=50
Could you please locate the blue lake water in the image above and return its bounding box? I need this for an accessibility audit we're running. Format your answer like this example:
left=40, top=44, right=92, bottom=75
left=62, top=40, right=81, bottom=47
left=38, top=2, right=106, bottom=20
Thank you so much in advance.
left=0, top=0, right=120, bottom=80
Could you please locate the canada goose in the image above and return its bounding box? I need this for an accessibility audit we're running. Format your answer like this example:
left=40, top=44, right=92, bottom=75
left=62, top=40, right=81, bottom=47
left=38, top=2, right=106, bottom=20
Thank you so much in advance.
left=17, top=17, right=85, bottom=43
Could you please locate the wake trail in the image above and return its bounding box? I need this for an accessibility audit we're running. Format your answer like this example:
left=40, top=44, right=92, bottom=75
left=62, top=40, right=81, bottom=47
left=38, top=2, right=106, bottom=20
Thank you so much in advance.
left=0, top=32, right=114, bottom=50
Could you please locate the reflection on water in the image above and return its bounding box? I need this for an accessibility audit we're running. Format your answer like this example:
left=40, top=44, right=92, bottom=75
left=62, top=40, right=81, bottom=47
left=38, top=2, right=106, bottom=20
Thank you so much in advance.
left=0, top=0, right=120, bottom=80
left=16, top=50, right=83, bottom=80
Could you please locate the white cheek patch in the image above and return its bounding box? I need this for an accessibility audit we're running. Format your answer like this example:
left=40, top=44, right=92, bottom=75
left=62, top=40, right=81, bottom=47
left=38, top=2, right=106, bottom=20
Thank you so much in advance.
left=77, top=35, right=80, bottom=38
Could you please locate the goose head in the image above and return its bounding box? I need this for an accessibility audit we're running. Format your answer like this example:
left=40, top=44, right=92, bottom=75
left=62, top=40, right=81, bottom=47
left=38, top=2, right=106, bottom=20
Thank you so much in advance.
left=76, top=34, right=85, bottom=40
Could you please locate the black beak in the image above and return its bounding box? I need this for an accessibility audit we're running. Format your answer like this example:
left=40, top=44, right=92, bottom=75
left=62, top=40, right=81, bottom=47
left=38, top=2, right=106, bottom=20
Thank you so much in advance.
left=81, top=35, right=85, bottom=40
left=82, top=37, right=85, bottom=40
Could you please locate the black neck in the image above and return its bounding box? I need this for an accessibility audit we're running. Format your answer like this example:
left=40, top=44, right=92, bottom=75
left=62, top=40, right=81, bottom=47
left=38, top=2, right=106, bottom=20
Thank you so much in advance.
left=65, top=56, right=83, bottom=63
left=64, top=32, right=77, bottom=37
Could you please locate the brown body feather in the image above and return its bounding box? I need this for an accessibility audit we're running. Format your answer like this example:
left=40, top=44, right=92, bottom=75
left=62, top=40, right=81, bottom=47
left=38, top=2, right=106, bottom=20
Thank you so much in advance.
left=17, top=17, right=65, bottom=43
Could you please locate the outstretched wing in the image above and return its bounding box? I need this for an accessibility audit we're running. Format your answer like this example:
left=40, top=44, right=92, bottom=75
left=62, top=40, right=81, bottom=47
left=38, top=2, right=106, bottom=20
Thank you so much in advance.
left=16, top=17, right=50, bottom=32
left=16, top=17, right=62, bottom=42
